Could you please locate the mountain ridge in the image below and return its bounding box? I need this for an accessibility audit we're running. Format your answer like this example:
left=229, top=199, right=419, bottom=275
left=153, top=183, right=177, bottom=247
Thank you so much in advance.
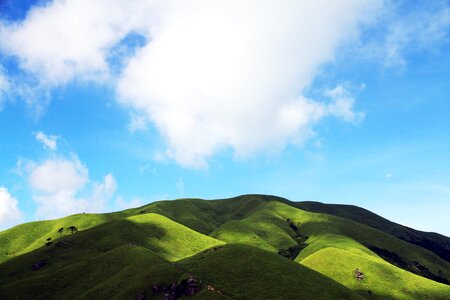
left=1, top=194, right=449, bottom=299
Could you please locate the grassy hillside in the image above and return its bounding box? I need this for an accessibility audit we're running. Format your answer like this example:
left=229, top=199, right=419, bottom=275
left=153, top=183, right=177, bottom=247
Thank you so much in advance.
left=296, top=201, right=450, bottom=263
left=0, top=246, right=183, bottom=300
left=1, top=194, right=449, bottom=299
left=179, top=244, right=362, bottom=300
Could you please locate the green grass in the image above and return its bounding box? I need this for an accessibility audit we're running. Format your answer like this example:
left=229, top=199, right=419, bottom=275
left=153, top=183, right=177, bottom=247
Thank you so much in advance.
left=178, top=243, right=362, bottom=300
left=301, top=245, right=450, bottom=299
left=295, top=201, right=450, bottom=262
left=126, top=213, right=225, bottom=261
left=1, top=194, right=449, bottom=299
left=264, top=201, right=450, bottom=280
left=0, top=213, right=117, bottom=263
left=0, top=246, right=183, bottom=300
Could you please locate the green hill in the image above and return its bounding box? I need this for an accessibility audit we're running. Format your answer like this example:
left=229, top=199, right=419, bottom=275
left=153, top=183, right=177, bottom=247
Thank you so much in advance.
left=1, top=194, right=449, bottom=299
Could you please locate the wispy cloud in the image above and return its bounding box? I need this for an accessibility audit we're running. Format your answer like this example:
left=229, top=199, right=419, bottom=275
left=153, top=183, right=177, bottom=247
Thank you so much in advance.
left=356, top=2, right=450, bottom=67
left=35, top=131, right=58, bottom=150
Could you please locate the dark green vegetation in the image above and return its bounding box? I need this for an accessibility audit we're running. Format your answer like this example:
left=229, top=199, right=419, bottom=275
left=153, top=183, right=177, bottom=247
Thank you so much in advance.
left=1, top=195, right=449, bottom=299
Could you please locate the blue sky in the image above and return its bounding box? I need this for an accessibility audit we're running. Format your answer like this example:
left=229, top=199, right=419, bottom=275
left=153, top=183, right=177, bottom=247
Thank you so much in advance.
left=0, top=0, right=449, bottom=235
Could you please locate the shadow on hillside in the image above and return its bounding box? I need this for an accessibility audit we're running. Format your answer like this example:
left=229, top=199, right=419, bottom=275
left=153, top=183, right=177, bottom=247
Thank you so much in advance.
left=179, top=243, right=360, bottom=300
left=0, top=218, right=170, bottom=285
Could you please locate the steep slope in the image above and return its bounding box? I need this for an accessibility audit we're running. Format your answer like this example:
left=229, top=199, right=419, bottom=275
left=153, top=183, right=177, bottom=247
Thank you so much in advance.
left=136, top=195, right=273, bottom=234
left=179, top=243, right=362, bottom=300
left=295, top=201, right=450, bottom=263
left=0, top=213, right=118, bottom=263
left=209, top=200, right=450, bottom=298
left=298, top=235, right=450, bottom=299
left=0, top=246, right=183, bottom=300
left=0, top=213, right=225, bottom=299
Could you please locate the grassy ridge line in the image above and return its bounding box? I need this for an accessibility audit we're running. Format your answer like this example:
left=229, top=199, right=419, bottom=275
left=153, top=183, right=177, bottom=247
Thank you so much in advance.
left=137, top=195, right=273, bottom=234
left=264, top=201, right=450, bottom=281
left=0, top=213, right=119, bottom=263
left=0, top=213, right=226, bottom=299
left=208, top=200, right=450, bottom=298
left=209, top=199, right=450, bottom=283
left=126, top=213, right=225, bottom=261
left=210, top=201, right=299, bottom=252
left=294, top=233, right=450, bottom=299
left=1, top=195, right=449, bottom=282
left=0, top=213, right=224, bottom=286
left=1, top=195, right=450, bottom=299
left=295, top=201, right=450, bottom=262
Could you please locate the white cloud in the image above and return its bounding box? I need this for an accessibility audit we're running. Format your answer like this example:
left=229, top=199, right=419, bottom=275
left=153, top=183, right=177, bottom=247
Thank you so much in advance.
left=35, top=131, right=58, bottom=150
left=28, top=156, right=88, bottom=194
left=1, top=0, right=383, bottom=167
left=25, top=156, right=117, bottom=219
left=0, top=0, right=155, bottom=85
left=0, top=187, right=22, bottom=230
left=118, top=0, right=381, bottom=167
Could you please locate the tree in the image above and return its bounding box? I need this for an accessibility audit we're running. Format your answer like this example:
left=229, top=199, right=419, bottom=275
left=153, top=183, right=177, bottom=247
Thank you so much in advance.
left=57, top=227, right=64, bottom=235
left=68, top=226, right=78, bottom=234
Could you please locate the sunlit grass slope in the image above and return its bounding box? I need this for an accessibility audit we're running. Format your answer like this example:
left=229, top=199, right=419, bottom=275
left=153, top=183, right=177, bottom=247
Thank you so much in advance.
left=208, top=200, right=450, bottom=298
left=179, top=243, right=362, bottom=300
left=296, top=201, right=450, bottom=262
left=265, top=201, right=450, bottom=281
left=0, top=213, right=118, bottom=263
left=211, top=200, right=450, bottom=281
left=299, top=235, right=450, bottom=299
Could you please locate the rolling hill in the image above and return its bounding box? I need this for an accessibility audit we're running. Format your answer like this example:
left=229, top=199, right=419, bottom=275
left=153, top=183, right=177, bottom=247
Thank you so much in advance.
left=1, top=194, right=449, bottom=299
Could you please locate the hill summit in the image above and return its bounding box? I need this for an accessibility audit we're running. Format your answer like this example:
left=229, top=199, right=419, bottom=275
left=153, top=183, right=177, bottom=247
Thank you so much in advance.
left=1, top=194, right=449, bottom=299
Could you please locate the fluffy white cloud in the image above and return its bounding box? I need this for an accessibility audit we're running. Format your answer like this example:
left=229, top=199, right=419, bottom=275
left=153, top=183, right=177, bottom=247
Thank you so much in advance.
left=26, top=156, right=116, bottom=219
left=0, top=0, right=155, bottom=84
left=35, top=131, right=58, bottom=150
left=1, top=0, right=384, bottom=167
left=28, top=157, right=88, bottom=194
left=0, top=187, right=22, bottom=230
left=118, top=0, right=380, bottom=167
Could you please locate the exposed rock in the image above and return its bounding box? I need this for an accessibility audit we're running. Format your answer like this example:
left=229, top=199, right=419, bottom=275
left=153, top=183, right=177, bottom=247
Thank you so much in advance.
left=153, top=276, right=202, bottom=299
left=354, top=268, right=364, bottom=281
